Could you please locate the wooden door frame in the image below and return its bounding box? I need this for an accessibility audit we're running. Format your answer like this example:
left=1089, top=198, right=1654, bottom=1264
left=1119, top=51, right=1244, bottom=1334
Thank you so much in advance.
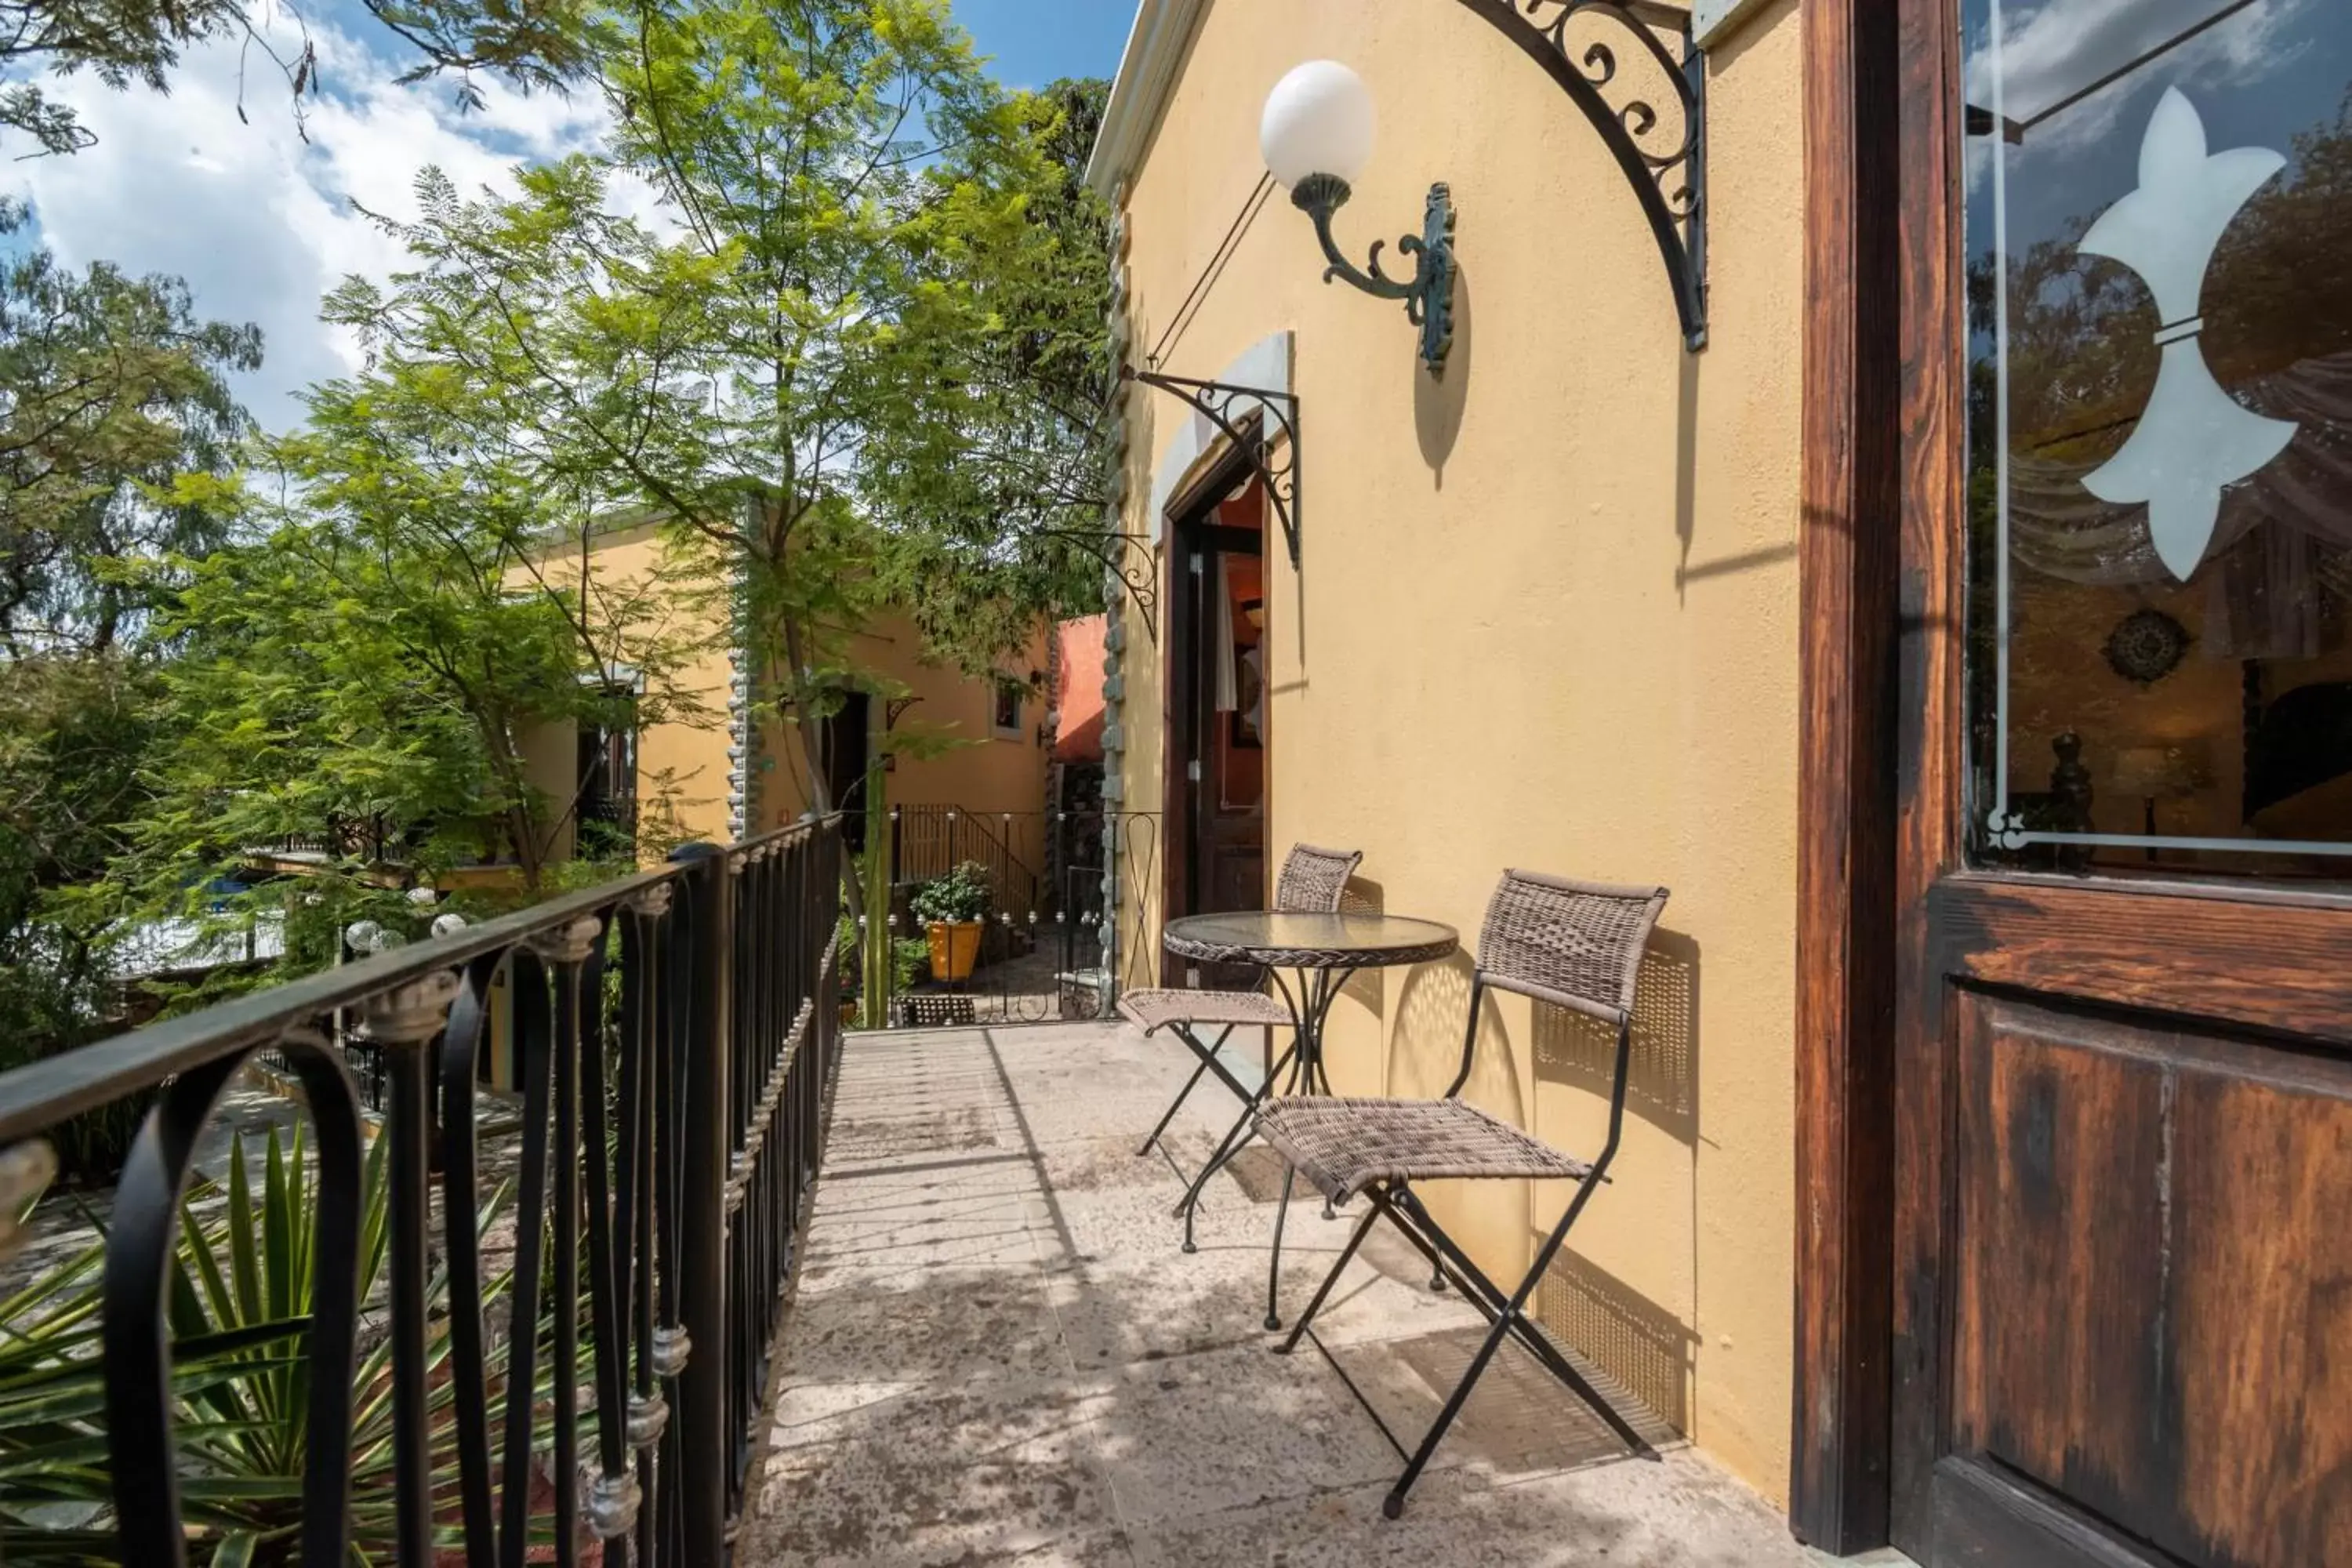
left=1160, top=443, right=1267, bottom=982
left=1849, top=2, right=2352, bottom=1555
left=1791, top=0, right=1907, bottom=1552
left=1884, top=0, right=1968, bottom=1544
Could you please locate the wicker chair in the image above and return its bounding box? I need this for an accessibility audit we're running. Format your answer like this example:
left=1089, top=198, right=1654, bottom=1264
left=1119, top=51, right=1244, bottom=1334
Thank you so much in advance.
left=1117, top=843, right=1363, bottom=1250
left=1255, top=869, right=1670, bottom=1519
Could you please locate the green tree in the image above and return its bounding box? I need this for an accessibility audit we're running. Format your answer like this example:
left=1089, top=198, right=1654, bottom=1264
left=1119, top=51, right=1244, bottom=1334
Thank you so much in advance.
left=0, top=230, right=259, bottom=655
left=100, top=374, right=710, bottom=993
left=0, top=652, right=158, bottom=1175
left=0, top=235, right=254, bottom=1165
left=323, top=2, right=1111, bottom=855
left=861, top=75, right=1120, bottom=650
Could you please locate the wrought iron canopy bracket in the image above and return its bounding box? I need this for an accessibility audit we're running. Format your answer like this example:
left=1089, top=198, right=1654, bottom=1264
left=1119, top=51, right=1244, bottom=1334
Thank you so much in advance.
left=1451, top=0, right=1708, bottom=350
left=1120, top=365, right=1301, bottom=570
left=1033, top=525, right=1161, bottom=643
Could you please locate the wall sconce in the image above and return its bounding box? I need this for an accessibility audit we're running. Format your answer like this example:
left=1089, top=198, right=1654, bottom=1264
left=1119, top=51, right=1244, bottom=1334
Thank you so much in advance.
left=1260, top=60, right=1457, bottom=375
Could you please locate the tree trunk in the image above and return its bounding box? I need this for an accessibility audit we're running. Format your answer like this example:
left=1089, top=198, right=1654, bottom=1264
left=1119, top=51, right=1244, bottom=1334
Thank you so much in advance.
left=859, top=742, right=891, bottom=1031
left=775, top=604, right=861, bottom=922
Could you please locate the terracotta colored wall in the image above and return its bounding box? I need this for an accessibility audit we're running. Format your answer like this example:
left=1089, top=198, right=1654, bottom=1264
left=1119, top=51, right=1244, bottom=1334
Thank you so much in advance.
left=757, top=613, right=1055, bottom=877
left=1105, top=0, right=1804, bottom=1499
left=1057, top=615, right=1109, bottom=764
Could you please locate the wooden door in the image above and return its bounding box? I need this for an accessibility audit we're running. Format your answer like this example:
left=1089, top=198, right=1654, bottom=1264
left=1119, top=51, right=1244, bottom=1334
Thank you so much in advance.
left=1891, top=5, right=2352, bottom=1566
left=1161, top=465, right=1269, bottom=988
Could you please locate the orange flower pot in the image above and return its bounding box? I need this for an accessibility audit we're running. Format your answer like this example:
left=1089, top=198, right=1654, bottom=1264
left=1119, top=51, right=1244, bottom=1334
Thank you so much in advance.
left=926, top=920, right=983, bottom=982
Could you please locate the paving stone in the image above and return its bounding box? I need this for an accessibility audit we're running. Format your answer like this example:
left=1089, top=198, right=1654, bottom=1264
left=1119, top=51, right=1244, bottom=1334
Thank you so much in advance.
left=779, top=1266, right=1072, bottom=1385
left=738, top=1020, right=1809, bottom=1567
left=1125, top=1460, right=1813, bottom=1568
left=750, top=1376, right=1122, bottom=1567
left=1075, top=1343, right=1434, bottom=1525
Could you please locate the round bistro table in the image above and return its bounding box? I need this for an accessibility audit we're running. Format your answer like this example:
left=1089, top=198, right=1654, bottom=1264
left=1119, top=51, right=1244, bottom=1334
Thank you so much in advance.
left=1160, top=910, right=1459, bottom=1329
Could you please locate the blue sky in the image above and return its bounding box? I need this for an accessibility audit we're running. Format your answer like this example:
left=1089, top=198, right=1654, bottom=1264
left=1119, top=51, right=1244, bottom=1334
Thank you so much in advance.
left=4, top=2, right=1134, bottom=433
left=955, top=0, right=1133, bottom=89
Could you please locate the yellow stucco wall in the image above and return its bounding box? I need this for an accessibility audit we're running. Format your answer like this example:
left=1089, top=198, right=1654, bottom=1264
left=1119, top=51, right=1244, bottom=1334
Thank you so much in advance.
left=518, top=522, right=737, bottom=848
left=1106, top=0, right=1803, bottom=1499
left=757, top=618, right=1054, bottom=877
left=517, top=523, right=1052, bottom=869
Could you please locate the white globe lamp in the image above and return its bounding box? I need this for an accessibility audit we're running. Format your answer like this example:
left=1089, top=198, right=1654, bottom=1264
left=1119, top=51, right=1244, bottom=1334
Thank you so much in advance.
left=1259, top=60, right=1457, bottom=374
left=1260, top=60, right=1377, bottom=193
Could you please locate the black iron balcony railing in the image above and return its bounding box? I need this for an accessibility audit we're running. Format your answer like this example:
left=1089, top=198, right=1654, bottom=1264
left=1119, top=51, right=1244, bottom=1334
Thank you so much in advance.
left=0, top=815, right=844, bottom=1566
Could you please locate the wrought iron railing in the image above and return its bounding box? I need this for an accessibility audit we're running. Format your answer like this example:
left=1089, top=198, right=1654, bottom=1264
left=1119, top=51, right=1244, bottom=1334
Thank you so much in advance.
left=270, top=813, right=395, bottom=862
left=1065, top=808, right=1164, bottom=1001
left=854, top=809, right=1161, bottom=1027
left=888, top=804, right=1043, bottom=931
left=0, top=815, right=844, bottom=1565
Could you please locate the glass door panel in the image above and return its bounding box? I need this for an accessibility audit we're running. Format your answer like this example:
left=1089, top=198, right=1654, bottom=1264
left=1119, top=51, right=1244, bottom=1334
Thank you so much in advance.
left=1963, top=0, right=2352, bottom=879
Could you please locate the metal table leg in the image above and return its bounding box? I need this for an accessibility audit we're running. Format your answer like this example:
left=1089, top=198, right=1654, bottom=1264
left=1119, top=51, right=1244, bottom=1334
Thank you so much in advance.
left=1262, top=966, right=1352, bottom=1330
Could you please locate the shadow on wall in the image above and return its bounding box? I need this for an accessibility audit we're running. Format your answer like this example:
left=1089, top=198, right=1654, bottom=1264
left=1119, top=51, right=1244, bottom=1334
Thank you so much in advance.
left=1533, top=1247, right=1698, bottom=1439
left=1337, top=873, right=1386, bottom=1014
left=1387, top=952, right=1523, bottom=1128
left=1523, top=928, right=1701, bottom=1438
left=1527, top=927, right=1701, bottom=1146
left=1416, top=261, right=1473, bottom=485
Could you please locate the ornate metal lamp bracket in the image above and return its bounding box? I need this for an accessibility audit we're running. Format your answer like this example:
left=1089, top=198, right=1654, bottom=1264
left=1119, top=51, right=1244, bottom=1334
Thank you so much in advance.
left=1452, top=0, right=1708, bottom=350
left=1120, top=365, right=1301, bottom=570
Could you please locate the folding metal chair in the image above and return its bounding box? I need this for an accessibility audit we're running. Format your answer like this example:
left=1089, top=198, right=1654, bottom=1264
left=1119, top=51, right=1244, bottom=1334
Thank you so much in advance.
left=1255, top=869, right=1670, bottom=1519
left=1118, top=843, right=1363, bottom=1251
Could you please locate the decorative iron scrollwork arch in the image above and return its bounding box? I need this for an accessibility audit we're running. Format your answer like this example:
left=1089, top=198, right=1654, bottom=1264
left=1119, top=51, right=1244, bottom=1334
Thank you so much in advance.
left=1452, top=0, right=1708, bottom=350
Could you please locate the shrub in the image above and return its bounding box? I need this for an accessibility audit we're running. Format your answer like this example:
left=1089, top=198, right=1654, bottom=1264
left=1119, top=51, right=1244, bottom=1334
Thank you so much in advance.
left=909, top=862, right=992, bottom=925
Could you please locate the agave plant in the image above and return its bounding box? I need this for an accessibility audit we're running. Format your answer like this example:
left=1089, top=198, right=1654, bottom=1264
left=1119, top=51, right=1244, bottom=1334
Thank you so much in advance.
left=0, top=1118, right=564, bottom=1564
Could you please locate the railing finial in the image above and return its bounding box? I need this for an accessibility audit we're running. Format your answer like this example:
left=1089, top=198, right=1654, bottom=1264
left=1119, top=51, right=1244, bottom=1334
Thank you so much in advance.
left=359, top=970, right=463, bottom=1044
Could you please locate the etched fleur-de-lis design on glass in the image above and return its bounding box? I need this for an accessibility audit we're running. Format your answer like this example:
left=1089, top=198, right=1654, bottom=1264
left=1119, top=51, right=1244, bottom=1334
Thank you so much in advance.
left=2078, top=86, right=2297, bottom=581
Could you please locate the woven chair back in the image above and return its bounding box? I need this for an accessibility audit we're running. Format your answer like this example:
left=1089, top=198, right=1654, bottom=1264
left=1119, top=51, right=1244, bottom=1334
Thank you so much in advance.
left=1475, top=870, right=1669, bottom=1027
left=1274, top=843, right=1364, bottom=914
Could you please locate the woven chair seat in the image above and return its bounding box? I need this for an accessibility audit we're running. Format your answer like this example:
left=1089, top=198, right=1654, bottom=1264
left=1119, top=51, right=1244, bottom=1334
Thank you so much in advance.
left=1117, top=987, right=1293, bottom=1035
left=1256, top=1097, right=1592, bottom=1204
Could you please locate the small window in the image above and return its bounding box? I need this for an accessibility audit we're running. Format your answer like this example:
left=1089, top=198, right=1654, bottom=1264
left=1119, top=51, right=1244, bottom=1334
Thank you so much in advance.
left=992, top=678, right=1024, bottom=739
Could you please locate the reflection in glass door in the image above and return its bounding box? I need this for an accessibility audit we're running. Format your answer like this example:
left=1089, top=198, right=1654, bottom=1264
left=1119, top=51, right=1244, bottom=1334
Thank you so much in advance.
left=1964, top=0, right=2352, bottom=880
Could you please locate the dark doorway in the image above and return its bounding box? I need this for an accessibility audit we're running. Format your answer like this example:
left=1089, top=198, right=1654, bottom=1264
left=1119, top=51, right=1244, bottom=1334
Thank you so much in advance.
left=1163, top=457, right=1269, bottom=987
left=575, top=696, right=638, bottom=855
left=822, top=690, right=872, bottom=850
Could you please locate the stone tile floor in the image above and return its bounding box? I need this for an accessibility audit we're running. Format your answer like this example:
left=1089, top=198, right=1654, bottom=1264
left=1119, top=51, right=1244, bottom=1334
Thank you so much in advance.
left=737, top=1020, right=1823, bottom=1568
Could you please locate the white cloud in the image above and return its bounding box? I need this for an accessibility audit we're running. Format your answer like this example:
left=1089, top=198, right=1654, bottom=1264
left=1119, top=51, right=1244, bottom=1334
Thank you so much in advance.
left=1963, top=0, right=2315, bottom=204
left=1972, top=0, right=2311, bottom=154
left=5, top=7, right=665, bottom=432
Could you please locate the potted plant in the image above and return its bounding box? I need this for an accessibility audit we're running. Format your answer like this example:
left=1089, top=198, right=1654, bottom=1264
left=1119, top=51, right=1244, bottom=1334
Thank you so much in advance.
left=910, top=861, right=993, bottom=982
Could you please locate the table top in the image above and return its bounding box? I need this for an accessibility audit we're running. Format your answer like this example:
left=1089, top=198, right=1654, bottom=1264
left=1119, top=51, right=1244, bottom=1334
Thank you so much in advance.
left=1161, top=911, right=1460, bottom=969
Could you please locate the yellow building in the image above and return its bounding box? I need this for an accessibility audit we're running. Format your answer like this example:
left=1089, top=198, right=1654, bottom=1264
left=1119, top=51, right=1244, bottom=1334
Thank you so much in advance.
left=1089, top=0, right=1804, bottom=1512
left=517, top=517, right=1054, bottom=875
left=1089, top=2, right=2352, bottom=1565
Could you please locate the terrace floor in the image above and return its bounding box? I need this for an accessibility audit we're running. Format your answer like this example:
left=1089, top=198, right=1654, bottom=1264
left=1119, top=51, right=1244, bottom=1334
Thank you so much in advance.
left=736, top=1019, right=1823, bottom=1568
